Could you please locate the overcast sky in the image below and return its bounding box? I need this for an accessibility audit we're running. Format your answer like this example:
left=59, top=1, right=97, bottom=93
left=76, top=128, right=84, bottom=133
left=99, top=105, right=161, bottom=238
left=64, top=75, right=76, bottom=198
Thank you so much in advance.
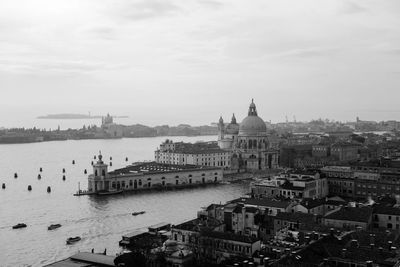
left=1, top=0, right=400, bottom=127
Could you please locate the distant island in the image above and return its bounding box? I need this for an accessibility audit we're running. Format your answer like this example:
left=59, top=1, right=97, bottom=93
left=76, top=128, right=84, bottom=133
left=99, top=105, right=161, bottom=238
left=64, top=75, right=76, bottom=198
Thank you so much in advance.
left=37, top=113, right=129, bottom=119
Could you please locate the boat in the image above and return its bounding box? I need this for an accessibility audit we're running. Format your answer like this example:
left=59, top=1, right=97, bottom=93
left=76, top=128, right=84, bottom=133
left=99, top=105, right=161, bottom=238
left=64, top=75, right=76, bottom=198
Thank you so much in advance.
left=12, top=223, right=27, bottom=229
left=66, top=236, right=81, bottom=244
left=97, top=189, right=123, bottom=195
left=48, top=224, right=61, bottom=230
left=132, top=211, right=146, bottom=216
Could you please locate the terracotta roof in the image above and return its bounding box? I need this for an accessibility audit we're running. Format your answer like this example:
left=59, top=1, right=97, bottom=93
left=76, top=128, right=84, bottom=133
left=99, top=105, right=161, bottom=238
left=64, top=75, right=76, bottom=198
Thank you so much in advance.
left=324, top=207, right=372, bottom=223
left=231, top=197, right=292, bottom=209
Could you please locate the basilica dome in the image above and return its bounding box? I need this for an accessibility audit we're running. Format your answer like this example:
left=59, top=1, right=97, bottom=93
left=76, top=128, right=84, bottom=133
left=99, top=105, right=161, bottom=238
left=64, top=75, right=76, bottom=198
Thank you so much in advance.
left=239, top=100, right=267, bottom=136
left=225, top=114, right=239, bottom=135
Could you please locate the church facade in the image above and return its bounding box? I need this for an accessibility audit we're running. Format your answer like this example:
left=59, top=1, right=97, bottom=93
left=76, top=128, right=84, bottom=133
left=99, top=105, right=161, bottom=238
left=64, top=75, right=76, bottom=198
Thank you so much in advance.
left=218, top=100, right=279, bottom=171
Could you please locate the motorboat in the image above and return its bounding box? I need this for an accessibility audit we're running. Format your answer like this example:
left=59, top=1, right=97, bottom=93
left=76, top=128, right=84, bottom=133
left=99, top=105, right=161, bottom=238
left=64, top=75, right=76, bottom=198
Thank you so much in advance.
left=48, top=224, right=61, bottom=230
left=66, top=236, right=81, bottom=244
left=132, top=211, right=146, bottom=216
left=12, top=223, right=27, bottom=229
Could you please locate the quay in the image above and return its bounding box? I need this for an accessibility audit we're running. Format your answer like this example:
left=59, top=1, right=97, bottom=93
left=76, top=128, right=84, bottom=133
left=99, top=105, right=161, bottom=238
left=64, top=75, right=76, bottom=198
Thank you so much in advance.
left=84, top=153, right=223, bottom=195
left=44, top=252, right=115, bottom=267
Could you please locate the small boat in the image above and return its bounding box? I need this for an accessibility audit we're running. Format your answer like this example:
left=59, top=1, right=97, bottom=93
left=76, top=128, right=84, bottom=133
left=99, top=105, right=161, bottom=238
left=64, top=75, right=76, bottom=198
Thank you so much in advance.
left=97, top=189, right=123, bottom=196
left=12, top=223, right=27, bottom=229
left=132, top=211, right=146, bottom=216
left=66, top=236, right=81, bottom=244
left=48, top=224, right=61, bottom=230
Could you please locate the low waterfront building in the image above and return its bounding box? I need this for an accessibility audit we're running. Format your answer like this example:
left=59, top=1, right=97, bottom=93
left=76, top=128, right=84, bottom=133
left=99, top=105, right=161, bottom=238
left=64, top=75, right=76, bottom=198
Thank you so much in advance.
left=88, top=153, right=223, bottom=193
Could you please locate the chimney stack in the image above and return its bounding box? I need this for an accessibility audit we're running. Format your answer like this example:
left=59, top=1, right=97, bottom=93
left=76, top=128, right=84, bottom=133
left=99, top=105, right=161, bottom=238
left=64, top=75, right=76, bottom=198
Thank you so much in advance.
left=341, top=248, right=347, bottom=258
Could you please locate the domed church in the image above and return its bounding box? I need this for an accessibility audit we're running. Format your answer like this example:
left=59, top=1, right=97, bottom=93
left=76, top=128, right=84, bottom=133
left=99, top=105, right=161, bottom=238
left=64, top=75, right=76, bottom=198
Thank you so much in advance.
left=218, top=100, right=279, bottom=171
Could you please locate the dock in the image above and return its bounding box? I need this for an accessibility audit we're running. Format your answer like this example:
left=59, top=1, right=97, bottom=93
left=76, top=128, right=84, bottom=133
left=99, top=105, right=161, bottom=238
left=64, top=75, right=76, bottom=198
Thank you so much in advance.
left=44, top=252, right=115, bottom=267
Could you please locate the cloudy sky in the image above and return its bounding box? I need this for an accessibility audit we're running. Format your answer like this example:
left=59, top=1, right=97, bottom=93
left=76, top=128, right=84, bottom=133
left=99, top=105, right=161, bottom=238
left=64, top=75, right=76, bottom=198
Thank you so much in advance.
left=1, top=0, right=400, bottom=127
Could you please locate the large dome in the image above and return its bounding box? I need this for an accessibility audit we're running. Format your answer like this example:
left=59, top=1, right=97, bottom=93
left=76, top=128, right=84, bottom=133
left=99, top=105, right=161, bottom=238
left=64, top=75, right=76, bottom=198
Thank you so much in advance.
left=238, top=100, right=267, bottom=136
left=239, top=116, right=267, bottom=135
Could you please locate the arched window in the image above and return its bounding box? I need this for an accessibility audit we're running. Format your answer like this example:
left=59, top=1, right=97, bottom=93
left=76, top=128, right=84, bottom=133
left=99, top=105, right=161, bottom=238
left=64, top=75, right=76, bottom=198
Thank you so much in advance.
left=139, top=179, right=142, bottom=186
left=95, top=170, right=98, bottom=176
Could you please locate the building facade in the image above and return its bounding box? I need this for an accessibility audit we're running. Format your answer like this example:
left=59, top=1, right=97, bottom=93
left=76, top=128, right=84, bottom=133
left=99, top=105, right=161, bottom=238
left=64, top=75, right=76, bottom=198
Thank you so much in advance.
left=88, top=153, right=223, bottom=193
left=218, top=100, right=279, bottom=171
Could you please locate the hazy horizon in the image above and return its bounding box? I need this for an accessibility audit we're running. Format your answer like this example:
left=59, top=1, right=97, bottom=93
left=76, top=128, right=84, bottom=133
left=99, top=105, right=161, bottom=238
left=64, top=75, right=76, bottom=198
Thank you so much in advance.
left=1, top=0, right=400, bottom=127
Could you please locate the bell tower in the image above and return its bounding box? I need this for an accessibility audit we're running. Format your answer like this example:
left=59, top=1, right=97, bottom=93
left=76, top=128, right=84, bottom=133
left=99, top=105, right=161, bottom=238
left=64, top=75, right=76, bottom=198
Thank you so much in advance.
left=93, top=151, right=108, bottom=178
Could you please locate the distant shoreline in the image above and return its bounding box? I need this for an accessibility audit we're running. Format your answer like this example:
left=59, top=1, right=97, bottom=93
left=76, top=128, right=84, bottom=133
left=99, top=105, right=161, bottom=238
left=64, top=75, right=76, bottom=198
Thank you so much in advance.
left=37, top=114, right=129, bottom=119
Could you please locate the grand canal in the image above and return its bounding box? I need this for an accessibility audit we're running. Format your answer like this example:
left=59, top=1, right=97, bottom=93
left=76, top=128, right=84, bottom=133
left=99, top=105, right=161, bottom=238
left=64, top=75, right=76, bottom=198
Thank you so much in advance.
left=0, top=136, right=249, bottom=266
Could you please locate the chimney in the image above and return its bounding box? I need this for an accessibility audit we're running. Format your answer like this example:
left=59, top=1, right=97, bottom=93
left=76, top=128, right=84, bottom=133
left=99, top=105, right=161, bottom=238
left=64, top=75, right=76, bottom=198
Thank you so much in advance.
left=313, top=231, right=319, bottom=240
left=263, top=257, right=270, bottom=267
left=396, top=194, right=400, bottom=205
left=330, top=228, right=335, bottom=237
left=388, top=241, right=393, bottom=250
left=369, top=234, right=375, bottom=245
left=341, top=248, right=347, bottom=258
left=259, top=255, right=264, bottom=264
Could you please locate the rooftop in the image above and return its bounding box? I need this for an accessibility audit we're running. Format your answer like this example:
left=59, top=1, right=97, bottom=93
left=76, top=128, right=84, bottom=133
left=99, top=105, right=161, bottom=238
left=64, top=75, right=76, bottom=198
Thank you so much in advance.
left=324, top=207, right=372, bottom=223
left=275, top=212, right=317, bottom=223
left=230, top=197, right=292, bottom=209
left=108, top=162, right=219, bottom=176
left=201, top=230, right=259, bottom=244
left=173, top=218, right=223, bottom=232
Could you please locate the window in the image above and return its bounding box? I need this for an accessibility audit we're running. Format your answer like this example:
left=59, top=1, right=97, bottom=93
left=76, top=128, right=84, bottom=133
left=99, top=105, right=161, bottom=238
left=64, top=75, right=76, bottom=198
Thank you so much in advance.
left=182, top=235, right=185, bottom=242
left=174, top=234, right=177, bottom=241
left=388, top=223, right=393, bottom=229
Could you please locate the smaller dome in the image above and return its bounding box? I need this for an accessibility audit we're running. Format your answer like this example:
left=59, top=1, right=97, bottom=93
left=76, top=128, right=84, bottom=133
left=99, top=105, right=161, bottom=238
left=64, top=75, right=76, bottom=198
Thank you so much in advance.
left=225, top=123, right=239, bottom=135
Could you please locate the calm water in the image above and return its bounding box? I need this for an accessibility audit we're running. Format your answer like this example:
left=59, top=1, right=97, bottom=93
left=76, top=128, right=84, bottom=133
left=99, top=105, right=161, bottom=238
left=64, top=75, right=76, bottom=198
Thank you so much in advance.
left=0, top=136, right=249, bottom=267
